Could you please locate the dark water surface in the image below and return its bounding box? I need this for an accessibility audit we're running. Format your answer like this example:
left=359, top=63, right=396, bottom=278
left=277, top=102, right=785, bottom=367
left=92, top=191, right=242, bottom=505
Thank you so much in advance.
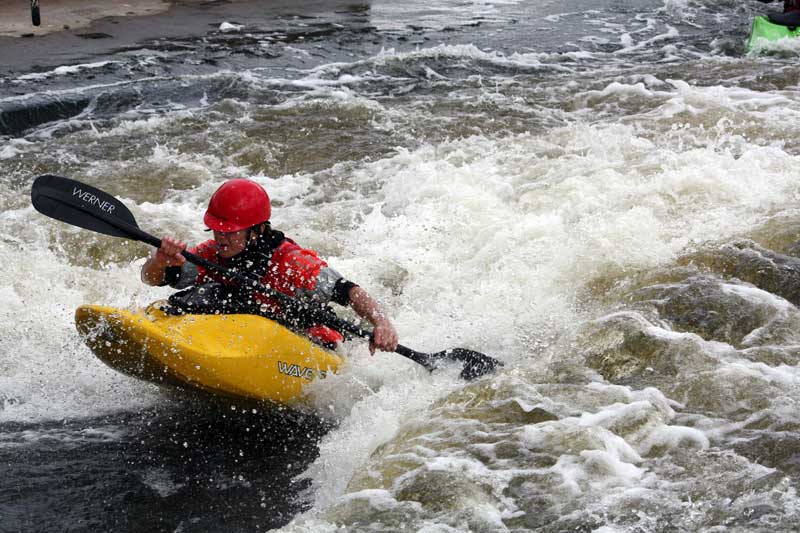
left=1, top=399, right=329, bottom=532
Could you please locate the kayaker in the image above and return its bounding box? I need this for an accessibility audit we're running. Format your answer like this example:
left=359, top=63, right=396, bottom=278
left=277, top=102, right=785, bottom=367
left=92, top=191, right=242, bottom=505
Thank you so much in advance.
left=755, top=0, right=800, bottom=13
left=758, top=0, right=800, bottom=13
left=754, top=0, right=800, bottom=27
left=141, top=179, right=399, bottom=354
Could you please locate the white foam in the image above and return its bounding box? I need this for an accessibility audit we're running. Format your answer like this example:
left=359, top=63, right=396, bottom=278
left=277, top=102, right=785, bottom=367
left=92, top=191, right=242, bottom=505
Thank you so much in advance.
left=302, top=365, right=461, bottom=508
left=140, top=468, right=184, bottom=497
left=638, top=424, right=710, bottom=454
left=219, top=22, right=244, bottom=32
left=0, top=138, right=35, bottom=160
left=748, top=35, right=800, bottom=55
left=0, top=252, right=163, bottom=423
left=16, top=61, right=119, bottom=81
left=0, top=199, right=177, bottom=423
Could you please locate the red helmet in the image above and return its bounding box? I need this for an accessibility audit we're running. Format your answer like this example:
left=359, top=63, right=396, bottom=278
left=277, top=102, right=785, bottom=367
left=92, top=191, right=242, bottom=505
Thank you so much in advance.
left=204, top=179, right=271, bottom=232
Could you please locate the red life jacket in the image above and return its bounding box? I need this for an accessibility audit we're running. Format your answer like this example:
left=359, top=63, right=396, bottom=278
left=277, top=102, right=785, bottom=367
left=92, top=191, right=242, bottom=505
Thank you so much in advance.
left=189, top=238, right=345, bottom=346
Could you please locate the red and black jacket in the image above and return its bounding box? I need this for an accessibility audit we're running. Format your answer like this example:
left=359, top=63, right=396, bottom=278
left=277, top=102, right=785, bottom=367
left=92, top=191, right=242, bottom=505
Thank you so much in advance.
left=163, top=229, right=356, bottom=345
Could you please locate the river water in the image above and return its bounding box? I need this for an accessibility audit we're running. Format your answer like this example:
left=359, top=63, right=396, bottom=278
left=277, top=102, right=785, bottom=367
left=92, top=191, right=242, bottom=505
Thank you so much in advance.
left=2, top=0, right=800, bottom=531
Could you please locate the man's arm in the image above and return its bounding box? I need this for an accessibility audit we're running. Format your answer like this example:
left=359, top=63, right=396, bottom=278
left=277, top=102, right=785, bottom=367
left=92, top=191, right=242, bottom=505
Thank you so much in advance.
left=348, top=286, right=399, bottom=354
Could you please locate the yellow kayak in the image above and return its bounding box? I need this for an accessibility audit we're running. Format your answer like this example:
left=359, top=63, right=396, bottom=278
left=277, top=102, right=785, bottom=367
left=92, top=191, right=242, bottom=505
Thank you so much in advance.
left=75, top=304, right=344, bottom=405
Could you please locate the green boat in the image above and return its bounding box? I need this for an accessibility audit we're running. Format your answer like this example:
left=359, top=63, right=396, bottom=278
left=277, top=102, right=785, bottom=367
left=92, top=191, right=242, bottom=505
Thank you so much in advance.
left=746, top=15, right=800, bottom=52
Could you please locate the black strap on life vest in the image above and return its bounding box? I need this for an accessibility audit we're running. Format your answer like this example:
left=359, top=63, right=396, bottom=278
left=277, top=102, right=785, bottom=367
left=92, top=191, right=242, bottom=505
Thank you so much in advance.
left=163, top=282, right=347, bottom=339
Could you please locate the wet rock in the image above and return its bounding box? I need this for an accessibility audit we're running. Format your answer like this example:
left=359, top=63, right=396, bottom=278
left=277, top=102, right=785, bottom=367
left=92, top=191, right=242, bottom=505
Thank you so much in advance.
left=579, top=311, right=719, bottom=383
left=396, top=470, right=499, bottom=513
left=786, top=240, right=800, bottom=258
left=629, top=273, right=800, bottom=348
left=435, top=378, right=560, bottom=425
left=324, top=495, right=425, bottom=530
left=629, top=275, right=774, bottom=347
left=747, top=214, right=800, bottom=257
left=681, top=240, right=800, bottom=307
left=501, top=481, right=561, bottom=530
left=739, top=345, right=800, bottom=366
left=732, top=433, right=800, bottom=478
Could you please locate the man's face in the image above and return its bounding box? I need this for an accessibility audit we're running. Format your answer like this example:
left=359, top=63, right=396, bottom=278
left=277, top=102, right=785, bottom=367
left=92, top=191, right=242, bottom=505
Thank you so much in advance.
left=213, top=229, right=249, bottom=258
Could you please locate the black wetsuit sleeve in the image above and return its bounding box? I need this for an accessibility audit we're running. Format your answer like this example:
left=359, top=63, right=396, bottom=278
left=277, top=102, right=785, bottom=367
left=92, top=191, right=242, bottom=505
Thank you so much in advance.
left=332, top=279, right=358, bottom=306
left=162, top=266, right=182, bottom=287
left=161, top=263, right=199, bottom=289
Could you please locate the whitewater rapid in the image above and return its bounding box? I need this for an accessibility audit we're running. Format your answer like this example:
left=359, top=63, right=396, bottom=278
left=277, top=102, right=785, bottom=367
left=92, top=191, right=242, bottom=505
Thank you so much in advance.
left=3, top=0, right=800, bottom=530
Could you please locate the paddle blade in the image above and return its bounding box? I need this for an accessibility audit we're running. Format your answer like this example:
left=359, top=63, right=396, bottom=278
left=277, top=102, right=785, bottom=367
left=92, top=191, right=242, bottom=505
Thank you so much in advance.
left=394, top=343, right=502, bottom=380
left=437, top=348, right=503, bottom=380
left=31, top=174, right=140, bottom=239
left=429, top=348, right=503, bottom=381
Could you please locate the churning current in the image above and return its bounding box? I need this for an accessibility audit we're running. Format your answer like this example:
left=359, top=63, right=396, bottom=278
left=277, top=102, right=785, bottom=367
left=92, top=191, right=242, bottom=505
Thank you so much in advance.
left=2, top=0, right=800, bottom=531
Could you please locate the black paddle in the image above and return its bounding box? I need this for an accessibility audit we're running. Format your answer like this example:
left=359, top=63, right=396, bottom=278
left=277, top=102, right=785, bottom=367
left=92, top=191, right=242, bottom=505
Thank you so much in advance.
left=31, top=174, right=502, bottom=380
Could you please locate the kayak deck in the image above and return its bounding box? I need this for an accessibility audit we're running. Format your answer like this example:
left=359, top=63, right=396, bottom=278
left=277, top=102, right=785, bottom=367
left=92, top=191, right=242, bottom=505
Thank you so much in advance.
left=75, top=304, right=344, bottom=404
